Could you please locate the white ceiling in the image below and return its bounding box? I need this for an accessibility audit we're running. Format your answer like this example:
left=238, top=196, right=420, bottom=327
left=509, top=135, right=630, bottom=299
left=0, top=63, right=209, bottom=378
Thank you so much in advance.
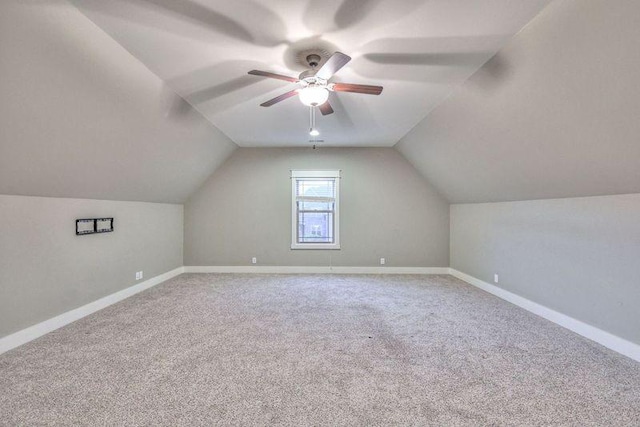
left=70, top=0, right=550, bottom=147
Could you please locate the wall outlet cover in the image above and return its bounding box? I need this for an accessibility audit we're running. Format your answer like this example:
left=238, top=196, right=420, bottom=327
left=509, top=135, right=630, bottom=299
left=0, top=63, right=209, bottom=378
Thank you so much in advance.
left=494, top=273, right=499, bottom=283
left=380, top=258, right=386, bottom=265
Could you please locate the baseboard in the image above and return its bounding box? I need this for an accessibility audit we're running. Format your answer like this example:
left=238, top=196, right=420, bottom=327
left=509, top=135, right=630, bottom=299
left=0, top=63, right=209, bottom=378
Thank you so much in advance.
left=184, top=266, right=450, bottom=274
left=8, top=266, right=634, bottom=363
left=449, top=268, right=640, bottom=363
left=0, top=267, right=185, bottom=355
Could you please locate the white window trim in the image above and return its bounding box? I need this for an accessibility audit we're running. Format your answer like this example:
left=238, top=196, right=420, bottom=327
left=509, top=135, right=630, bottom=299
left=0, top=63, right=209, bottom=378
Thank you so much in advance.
left=291, top=170, right=341, bottom=250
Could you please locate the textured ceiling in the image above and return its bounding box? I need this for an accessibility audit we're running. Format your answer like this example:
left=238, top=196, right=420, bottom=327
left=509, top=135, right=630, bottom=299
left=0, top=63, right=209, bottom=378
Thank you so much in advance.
left=70, top=0, right=550, bottom=147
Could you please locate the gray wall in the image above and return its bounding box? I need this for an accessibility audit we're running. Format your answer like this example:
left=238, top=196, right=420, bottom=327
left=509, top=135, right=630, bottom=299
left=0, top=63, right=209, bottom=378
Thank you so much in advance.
left=185, top=148, right=449, bottom=267
left=450, top=194, right=640, bottom=345
left=0, top=195, right=183, bottom=337
left=0, top=0, right=236, bottom=203
left=396, top=0, right=640, bottom=203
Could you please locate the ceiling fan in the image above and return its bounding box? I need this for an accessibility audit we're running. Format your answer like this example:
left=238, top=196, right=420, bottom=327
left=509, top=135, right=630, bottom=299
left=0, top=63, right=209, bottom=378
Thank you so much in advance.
left=248, top=52, right=383, bottom=116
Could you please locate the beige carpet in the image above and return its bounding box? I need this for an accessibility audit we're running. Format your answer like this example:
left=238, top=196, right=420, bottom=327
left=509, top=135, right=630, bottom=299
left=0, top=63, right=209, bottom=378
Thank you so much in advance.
left=1, top=274, right=639, bottom=426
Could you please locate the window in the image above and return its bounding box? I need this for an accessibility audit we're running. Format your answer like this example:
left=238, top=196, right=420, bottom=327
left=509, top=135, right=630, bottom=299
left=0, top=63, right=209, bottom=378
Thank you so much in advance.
left=291, top=170, right=340, bottom=250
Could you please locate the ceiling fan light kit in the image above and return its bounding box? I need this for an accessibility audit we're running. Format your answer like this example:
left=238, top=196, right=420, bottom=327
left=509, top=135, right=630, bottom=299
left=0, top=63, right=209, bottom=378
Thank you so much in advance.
left=299, top=86, right=329, bottom=106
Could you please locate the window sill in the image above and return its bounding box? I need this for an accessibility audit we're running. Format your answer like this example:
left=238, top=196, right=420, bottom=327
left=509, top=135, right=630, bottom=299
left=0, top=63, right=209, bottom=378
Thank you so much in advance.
left=291, top=243, right=341, bottom=250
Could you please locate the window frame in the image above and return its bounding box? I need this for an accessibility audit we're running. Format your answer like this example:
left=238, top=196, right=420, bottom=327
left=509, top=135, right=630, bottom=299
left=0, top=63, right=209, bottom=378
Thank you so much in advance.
left=291, top=170, right=341, bottom=250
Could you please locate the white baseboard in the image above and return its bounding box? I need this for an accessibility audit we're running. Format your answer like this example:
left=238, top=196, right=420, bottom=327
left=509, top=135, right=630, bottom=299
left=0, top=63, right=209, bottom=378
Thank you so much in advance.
left=0, top=267, right=184, bottom=355
left=7, top=266, right=635, bottom=363
left=184, top=266, right=450, bottom=274
left=449, top=268, right=640, bottom=363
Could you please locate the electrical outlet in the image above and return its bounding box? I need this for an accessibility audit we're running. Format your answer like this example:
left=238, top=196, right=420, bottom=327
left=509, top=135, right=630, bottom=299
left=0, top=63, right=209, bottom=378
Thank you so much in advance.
left=494, top=273, right=499, bottom=284
left=380, top=258, right=386, bottom=265
left=135, top=271, right=144, bottom=281
left=252, top=257, right=257, bottom=264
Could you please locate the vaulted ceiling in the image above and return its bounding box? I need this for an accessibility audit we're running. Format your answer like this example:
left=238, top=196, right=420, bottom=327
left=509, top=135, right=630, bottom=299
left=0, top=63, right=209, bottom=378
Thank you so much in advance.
left=4, top=0, right=638, bottom=205
left=69, top=0, right=550, bottom=147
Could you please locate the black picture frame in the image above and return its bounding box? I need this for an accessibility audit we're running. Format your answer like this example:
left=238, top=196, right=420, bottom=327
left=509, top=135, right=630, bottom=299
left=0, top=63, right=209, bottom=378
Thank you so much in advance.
left=76, top=218, right=114, bottom=235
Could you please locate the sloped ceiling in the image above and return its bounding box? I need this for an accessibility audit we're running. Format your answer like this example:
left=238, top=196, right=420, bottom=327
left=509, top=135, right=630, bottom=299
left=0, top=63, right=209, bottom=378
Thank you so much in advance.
left=0, top=1, right=236, bottom=203
left=7, top=0, right=634, bottom=206
left=68, top=0, right=550, bottom=147
left=397, top=0, right=640, bottom=203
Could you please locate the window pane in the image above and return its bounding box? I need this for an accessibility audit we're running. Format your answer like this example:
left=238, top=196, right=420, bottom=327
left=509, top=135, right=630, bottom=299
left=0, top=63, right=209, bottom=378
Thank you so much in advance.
left=298, top=212, right=334, bottom=243
left=298, top=200, right=334, bottom=211
left=296, top=180, right=335, bottom=199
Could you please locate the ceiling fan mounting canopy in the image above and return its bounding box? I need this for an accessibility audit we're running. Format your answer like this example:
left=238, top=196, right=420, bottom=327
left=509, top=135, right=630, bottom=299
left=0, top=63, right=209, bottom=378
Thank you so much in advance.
left=306, top=54, right=322, bottom=68
left=295, top=47, right=333, bottom=70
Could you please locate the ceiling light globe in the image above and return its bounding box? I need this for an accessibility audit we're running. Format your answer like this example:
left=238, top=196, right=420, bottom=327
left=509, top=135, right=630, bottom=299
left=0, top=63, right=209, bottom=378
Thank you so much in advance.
left=299, top=86, right=329, bottom=107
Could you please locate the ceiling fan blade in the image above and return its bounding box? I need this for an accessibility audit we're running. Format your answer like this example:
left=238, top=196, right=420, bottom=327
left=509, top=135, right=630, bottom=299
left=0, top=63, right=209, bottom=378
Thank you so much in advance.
left=315, top=52, right=351, bottom=80
left=332, top=83, right=383, bottom=95
left=260, top=90, right=299, bottom=107
left=319, top=101, right=334, bottom=116
left=248, top=70, right=299, bottom=83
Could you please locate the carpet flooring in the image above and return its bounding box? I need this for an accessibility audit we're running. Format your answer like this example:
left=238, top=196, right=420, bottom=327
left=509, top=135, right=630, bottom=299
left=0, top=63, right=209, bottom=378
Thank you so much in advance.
left=1, top=274, right=639, bottom=426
